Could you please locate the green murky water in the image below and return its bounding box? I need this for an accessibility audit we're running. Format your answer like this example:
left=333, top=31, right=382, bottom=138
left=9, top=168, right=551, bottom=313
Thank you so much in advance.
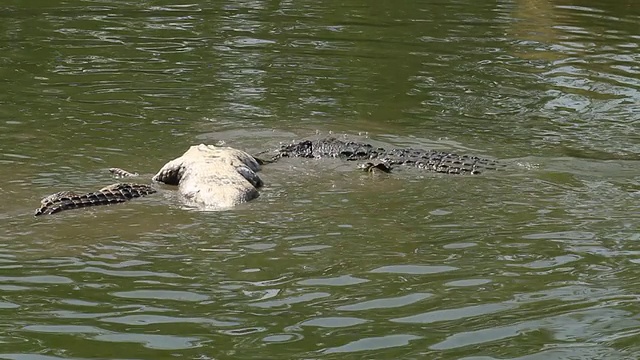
left=1, top=0, right=639, bottom=358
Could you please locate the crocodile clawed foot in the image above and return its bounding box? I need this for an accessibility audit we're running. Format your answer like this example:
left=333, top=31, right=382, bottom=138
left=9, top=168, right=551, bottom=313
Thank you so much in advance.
left=359, top=162, right=392, bottom=174
left=253, top=157, right=275, bottom=166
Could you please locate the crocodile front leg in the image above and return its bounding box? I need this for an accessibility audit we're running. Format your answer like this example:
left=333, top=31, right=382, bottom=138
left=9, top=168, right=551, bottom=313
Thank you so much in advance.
left=359, top=162, right=392, bottom=174
left=152, top=158, right=185, bottom=185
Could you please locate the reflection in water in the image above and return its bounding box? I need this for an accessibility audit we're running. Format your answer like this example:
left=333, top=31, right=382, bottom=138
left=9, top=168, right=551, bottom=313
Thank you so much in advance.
left=0, top=0, right=639, bottom=358
left=508, top=0, right=564, bottom=61
left=505, top=0, right=640, bottom=159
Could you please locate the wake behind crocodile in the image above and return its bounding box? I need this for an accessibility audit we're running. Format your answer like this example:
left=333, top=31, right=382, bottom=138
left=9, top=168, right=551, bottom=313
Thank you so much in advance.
left=34, top=137, right=500, bottom=216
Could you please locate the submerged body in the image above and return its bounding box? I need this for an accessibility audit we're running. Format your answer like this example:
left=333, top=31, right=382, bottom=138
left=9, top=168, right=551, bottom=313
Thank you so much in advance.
left=274, top=137, right=498, bottom=175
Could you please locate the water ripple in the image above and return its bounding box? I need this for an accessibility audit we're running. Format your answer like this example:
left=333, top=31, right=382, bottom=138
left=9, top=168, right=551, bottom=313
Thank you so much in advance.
left=370, top=265, right=458, bottom=275
left=392, top=303, right=516, bottom=324
left=67, top=266, right=182, bottom=278
left=94, top=333, right=203, bottom=350
left=337, top=293, right=432, bottom=311
left=111, top=290, right=209, bottom=302
left=0, top=275, right=73, bottom=284
left=251, top=292, right=331, bottom=309
left=323, top=334, right=421, bottom=354
left=298, top=275, right=368, bottom=286
left=99, top=314, right=237, bottom=327
left=300, top=316, right=369, bottom=328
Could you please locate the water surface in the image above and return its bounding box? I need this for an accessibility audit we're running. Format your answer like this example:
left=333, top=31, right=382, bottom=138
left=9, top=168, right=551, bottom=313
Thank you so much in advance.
left=1, top=0, right=639, bottom=358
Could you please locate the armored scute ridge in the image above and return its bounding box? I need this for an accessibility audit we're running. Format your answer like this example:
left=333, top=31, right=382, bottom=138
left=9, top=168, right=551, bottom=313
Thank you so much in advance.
left=273, top=137, right=498, bottom=175
left=35, top=183, right=156, bottom=216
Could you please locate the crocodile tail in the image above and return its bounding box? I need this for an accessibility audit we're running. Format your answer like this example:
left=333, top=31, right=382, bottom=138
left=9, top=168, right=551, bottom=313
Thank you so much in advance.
left=35, top=183, right=156, bottom=216
left=109, top=168, right=139, bottom=178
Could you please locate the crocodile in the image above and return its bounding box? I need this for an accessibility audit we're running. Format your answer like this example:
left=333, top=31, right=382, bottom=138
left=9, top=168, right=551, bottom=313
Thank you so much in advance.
left=35, top=137, right=498, bottom=216
left=35, top=144, right=263, bottom=216
left=271, top=137, right=498, bottom=175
